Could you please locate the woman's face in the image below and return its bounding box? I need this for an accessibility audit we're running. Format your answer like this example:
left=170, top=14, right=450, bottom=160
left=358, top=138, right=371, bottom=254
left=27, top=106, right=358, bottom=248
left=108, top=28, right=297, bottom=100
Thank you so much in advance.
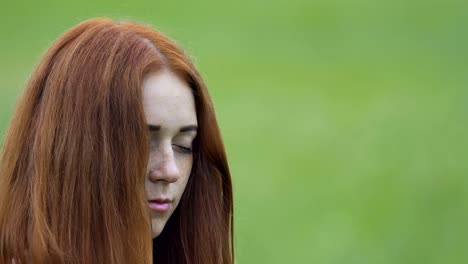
left=142, top=70, right=198, bottom=238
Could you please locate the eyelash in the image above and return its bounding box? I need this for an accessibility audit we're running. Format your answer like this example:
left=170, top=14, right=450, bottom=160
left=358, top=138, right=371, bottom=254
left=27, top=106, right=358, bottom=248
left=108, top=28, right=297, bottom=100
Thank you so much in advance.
left=172, top=144, right=193, bottom=154
left=149, top=135, right=193, bottom=155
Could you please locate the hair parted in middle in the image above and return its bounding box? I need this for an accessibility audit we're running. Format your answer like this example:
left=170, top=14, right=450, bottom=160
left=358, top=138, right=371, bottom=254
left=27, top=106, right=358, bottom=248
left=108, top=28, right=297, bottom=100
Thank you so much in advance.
left=0, top=17, right=233, bottom=264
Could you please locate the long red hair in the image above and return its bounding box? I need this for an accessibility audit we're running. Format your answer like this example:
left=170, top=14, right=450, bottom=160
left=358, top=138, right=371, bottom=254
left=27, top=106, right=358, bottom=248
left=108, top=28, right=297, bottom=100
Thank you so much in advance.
left=0, top=18, right=233, bottom=264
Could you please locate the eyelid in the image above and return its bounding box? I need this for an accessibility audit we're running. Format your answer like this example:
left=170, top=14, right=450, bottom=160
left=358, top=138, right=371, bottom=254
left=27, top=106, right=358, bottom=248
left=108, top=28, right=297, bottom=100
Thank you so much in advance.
left=149, top=133, right=194, bottom=148
left=149, top=136, right=193, bottom=152
left=174, top=133, right=195, bottom=144
left=172, top=144, right=193, bottom=154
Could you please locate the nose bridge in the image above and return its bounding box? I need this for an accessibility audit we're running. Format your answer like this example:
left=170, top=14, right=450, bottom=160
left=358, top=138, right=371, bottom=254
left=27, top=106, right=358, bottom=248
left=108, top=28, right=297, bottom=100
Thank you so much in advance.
left=160, top=147, right=178, bottom=174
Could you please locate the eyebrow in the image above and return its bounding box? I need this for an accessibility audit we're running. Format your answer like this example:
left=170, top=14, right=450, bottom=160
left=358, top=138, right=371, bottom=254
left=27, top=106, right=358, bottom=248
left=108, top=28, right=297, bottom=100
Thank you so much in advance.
left=179, top=125, right=198, bottom=133
left=148, top=125, right=161, bottom=132
left=147, top=124, right=198, bottom=133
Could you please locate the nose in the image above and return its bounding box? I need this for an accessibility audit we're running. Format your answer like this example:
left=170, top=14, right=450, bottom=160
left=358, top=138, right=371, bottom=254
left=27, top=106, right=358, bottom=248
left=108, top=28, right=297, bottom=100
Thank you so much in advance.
left=148, top=148, right=180, bottom=183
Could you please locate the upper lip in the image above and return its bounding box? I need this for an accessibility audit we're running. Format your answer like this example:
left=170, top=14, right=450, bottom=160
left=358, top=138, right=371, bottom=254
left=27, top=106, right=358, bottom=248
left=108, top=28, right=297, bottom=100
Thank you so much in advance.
left=148, top=198, right=172, bottom=203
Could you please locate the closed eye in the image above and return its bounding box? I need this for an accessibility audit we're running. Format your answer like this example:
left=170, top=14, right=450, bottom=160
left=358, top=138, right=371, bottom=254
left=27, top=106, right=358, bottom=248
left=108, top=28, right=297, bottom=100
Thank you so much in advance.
left=172, top=144, right=193, bottom=154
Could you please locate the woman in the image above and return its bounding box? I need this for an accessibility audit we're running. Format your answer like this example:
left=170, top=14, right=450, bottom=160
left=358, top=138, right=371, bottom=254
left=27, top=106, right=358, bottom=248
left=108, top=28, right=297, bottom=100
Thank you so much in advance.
left=0, top=18, right=233, bottom=264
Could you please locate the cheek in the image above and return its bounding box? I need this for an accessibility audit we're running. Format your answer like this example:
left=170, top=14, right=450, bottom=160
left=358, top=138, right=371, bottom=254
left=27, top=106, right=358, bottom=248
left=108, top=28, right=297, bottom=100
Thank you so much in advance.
left=146, top=150, right=156, bottom=172
left=177, top=156, right=193, bottom=181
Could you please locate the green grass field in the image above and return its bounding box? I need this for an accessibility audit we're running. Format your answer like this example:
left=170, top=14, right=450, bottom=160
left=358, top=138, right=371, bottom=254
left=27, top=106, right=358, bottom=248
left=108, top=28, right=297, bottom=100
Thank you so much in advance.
left=1, top=0, right=467, bottom=263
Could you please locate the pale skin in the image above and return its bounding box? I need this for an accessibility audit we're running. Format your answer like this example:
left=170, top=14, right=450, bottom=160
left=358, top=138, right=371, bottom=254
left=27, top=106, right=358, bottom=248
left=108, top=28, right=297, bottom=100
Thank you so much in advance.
left=142, top=70, right=198, bottom=238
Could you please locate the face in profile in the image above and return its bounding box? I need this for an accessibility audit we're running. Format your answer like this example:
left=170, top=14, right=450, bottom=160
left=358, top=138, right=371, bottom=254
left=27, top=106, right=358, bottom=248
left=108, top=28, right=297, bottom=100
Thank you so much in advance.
left=142, top=70, right=198, bottom=238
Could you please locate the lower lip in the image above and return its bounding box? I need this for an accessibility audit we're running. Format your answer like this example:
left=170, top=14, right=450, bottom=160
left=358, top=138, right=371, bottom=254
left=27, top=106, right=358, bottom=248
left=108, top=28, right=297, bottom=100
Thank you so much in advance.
left=148, top=201, right=171, bottom=212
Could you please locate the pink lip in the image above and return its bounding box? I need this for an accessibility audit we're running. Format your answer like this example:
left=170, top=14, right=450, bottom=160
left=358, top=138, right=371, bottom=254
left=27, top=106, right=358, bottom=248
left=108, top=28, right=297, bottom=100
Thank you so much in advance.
left=148, top=199, right=172, bottom=212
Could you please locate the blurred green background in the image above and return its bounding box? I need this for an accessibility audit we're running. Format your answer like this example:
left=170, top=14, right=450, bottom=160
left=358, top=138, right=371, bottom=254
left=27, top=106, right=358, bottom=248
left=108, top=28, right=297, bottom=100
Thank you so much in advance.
left=1, top=0, right=467, bottom=263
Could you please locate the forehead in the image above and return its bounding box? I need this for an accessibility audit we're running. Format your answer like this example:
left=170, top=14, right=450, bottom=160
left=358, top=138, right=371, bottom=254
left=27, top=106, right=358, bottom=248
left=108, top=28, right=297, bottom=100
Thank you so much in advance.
left=142, top=70, right=197, bottom=127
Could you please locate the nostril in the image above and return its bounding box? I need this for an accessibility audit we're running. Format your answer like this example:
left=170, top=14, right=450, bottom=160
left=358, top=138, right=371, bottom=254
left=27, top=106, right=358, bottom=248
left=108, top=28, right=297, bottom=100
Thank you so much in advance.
left=148, top=158, right=179, bottom=183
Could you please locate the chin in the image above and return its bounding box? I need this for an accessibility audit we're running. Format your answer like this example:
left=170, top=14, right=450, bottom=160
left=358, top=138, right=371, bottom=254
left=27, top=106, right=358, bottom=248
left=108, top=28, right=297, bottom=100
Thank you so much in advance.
left=151, top=218, right=167, bottom=238
left=152, top=229, right=161, bottom=239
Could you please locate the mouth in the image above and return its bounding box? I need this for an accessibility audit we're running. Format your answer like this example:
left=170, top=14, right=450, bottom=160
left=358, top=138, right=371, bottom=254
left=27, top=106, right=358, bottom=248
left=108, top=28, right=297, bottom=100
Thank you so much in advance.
left=148, top=198, right=172, bottom=212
